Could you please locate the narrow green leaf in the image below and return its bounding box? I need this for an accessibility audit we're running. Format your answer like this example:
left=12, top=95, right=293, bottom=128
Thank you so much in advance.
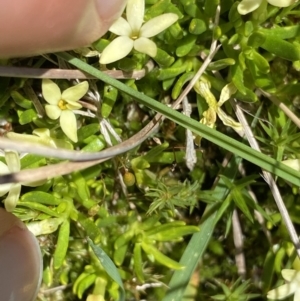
left=53, top=219, right=70, bottom=269
left=21, top=191, right=61, bottom=205
left=141, top=241, right=184, bottom=270
left=162, top=155, right=241, bottom=301
left=57, top=52, right=300, bottom=188
left=88, top=238, right=125, bottom=301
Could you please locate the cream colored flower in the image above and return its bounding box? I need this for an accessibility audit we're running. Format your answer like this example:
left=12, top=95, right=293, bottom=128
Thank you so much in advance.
left=7, top=128, right=57, bottom=148
left=238, top=0, right=296, bottom=15
left=194, top=80, right=242, bottom=131
left=0, top=151, right=44, bottom=211
left=0, top=151, right=21, bottom=212
left=268, top=269, right=300, bottom=300
left=42, top=79, right=89, bottom=142
left=100, top=0, right=178, bottom=64
left=6, top=128, right=73, bottom=150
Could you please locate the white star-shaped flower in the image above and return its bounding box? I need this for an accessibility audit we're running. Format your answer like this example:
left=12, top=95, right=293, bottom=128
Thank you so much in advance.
left=42, top=79, right=89, bottom=142
left=268, top=269, right=300, bottom=301
left=99, top=0, right=178, bottom=64
left=238, top=0, right=296, bottom=15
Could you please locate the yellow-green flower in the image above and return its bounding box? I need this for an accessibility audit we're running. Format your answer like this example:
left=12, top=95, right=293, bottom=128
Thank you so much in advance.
left=238, top=0, right=296, bottom=15
left=100, top=0, right=178, bottom=64
left=42, top=79, right=89, bottom=142
left=267, top=269, right=300, bottom=300
left=194, top=80, right=242, bottom=131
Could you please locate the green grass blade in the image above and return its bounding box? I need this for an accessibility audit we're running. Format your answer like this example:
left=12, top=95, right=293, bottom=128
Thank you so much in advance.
left=163, top=156, right=242, bottom=301
left=88, top=238, right=125, bottom=301
left=163, top=211, right=217, bottom=301
left=57, top=52, right=300, bottom=187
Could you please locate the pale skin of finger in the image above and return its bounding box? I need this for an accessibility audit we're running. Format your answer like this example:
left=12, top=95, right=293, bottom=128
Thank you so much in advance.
left=0, top=0, right=127, bottom=58
left=0, top=208, right=42, bottom=301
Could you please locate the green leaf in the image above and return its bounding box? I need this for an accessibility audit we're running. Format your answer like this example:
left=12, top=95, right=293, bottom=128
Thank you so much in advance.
left=101, top=84, right=118, bottom=118
left=176, top=34, right=197, bottom=57
left=231, top=188, right=254, bottom=223
left=189, top=18, right=207, bottom=35
left=72, top=171, right=90, bottom=202
left=77, top=123, right=100, bottom=141
left=147, top=224, right=200, bottom=241
left=88, top=238, right=125, bottom=301
left=57, top=52, right=300, bottom=188
left=261, top=250, right=276, bottom=293
left=154, top=48, right=175, bottom=67
left=11, top=91, right=32, bottom=109
left=78, top=213, right=101, bottom=244
left=207, top=58, right=236, bottom=71
left=113, top=243, right=129, bottom=266
left=20, top=154, right=46, bottom=169
left=77, top=274, right=97, bottom=299
left=261, top=35, right=300, bottom=61
left=162, top=155, right=242, bottom=301
left=53, top=219, right=70, bottom=269
left=19, top=109, right=37, bottom=125
left=133, top=243, right=144, bottom=283
left=21, top=191, right=61, bottom=205
left=141, top=241, right=184, bottom=270
left=145, top=221, right=186, bottom=237
left=19, top=201, right=59, bottom=217
left=114, top=230, right=134, bottom=249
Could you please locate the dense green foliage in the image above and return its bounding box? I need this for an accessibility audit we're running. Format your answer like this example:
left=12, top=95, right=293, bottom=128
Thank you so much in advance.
left=1, top=0, right=300, bottom=300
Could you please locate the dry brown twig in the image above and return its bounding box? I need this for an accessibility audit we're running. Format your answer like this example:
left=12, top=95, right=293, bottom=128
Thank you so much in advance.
left=0, top=60, right=154, bottom=80
left=231, top=98, right=300, bottom=258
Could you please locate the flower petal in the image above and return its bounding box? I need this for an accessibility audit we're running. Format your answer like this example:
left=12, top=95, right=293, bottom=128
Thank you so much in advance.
left=237, top=0, right=263, bottom=15
left=45, top=105, right=61, bottom=120
left=202, top=108, right=217, bottom=128
left=42, top=79, right=61, bottom=105
left=267, top=0, right=296, bottom=7
left=60, top=110, right=78, bottom=142
left=282, top=269, right=300, bottom=282
left=134, top=37, right=157, bottom=57
left=7, top=132, right=41, bottom=144
left=282, top=159, right=300, bottom=171
left=0, top=162, right=12, bottom=197
left=218, top=83, right=237, bottom=107
left=100, top=36, right=134, bottom=64
left=5, top=151, right=20, bottom=173
left=217, top=108, right=243, bottom=131
left=33, top=128, right=57, bottom=148
left=0, top=183, right=11, bottom=197
left=109, top=17, right=132, bottom=36
left=66, top=100, right=82, bottom=110
left=0, top=161, right=11, bottom=175
left=267, top=283, right=297, bottom=300
left=61, top=81, right=89, bottom=102
left=140, top=13, right=178, bottom=38
left=4, top=183, right=21, bottom=212
left=194, top=80, right=218, bottom=108
left=294, top=287, right=300, bottom=301
left=126, top=0, right=145, bottom=34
